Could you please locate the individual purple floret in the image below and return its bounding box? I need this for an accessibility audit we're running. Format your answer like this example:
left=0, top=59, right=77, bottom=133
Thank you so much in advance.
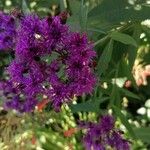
left=0, top=12, right=16, bottom=50
left=79, top=115, right=130, bottom=150
left=1, top=12, right=96, bottom=112
left=43, top=16, right=69, bottom=48
left=6, top=96, right=37, bottom=112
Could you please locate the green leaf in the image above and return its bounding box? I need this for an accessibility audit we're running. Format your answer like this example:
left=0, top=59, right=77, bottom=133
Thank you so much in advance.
left=119, top=88, right=140, bottom=100
left=67, top=0, right=88, bottom=32
left=118, top=59, right=137, bottom=88
left=70, top=101, right=98, bottom=113
left=110, top=84, right=121, bottom=107
left=133, top=127, right=150, bottom=143
left=79, top=0, right=88, bottom=31
left=41, top=52, right=58, bottom=64
left=67, top=0, right=81, bottom=31
left=113, top=105, right=136, bottom=139
left=110, top=63, right=122, bottom=107
left=70, top=97, right=108, bottom=113
left=88, top=0, right=150, bottom=31
left=110, top=32, right=137, bottom=47
left=127, top=24, right=141, bottom=70
left=22, top=0, right=30, bottom=14
left=87, top=27, right=106, bottom=34
left=97, top=39, right=114, bottom=76
left=59, top=0, right=66, bottom=11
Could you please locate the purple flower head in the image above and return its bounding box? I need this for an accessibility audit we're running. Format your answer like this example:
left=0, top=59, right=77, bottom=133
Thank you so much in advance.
left=15, top=15, right=46, bottom=61
left=2, top=13, right=96, bottom=112
left=8, top=60, right=25, bottom=83
left=107, top=131, right=130, bottom=150
left=48, top=16, right=68, bottom=40
left=0, top=12, right=16, bottom=50
left=79, top=115, right=130, bottom=150
left=6, top=96, right=37, bottom=112
left=100, top=115, right=115, bottom=133
left=69, top=33, right=88, bottom=49
left=44, top=16, right=68, bottom=41
left=0, top=80, right=38, bottom=112
left=47, top=80, right=72, bottom=112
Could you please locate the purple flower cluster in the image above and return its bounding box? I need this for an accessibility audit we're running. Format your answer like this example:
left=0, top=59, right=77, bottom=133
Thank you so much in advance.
left=0, top=13, right=96, bottom=112
left=0, top=80, right=37, bottom=112
left=0, top=12, right=16, bottom=50
left=79, top=115, right=130, bottom=150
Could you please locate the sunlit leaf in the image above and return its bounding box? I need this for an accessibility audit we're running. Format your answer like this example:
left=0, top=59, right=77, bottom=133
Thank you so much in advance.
left=110, top=32, right=137, bottom=47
